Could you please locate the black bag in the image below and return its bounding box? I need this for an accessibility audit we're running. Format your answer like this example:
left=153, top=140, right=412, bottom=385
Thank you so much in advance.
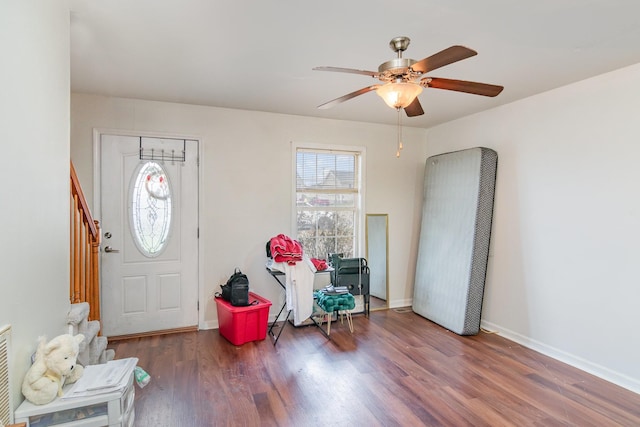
left=220, top=268, right=250, bottom=306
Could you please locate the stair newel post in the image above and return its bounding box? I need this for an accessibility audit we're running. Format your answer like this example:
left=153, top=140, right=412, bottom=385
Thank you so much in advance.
left=90, top=220, right=101, bottom=326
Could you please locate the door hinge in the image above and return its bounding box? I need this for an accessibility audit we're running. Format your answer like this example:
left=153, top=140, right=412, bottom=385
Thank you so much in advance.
left=197, top=300, right=199, bottom=310
left=197, top=227, right=199, bottom=238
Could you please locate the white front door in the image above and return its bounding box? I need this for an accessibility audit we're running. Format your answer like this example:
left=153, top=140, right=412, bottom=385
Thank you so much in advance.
left=99, top=134, right=199, bottom=337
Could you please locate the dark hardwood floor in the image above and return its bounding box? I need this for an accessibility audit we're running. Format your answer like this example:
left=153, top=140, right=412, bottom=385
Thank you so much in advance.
left=108, top=309, right=640, bottom=426
left=369, top=295, right=387, bottom=311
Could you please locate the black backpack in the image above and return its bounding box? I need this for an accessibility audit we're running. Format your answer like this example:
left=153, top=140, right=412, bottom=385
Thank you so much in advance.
left=220, top=268, right=250, bottom=306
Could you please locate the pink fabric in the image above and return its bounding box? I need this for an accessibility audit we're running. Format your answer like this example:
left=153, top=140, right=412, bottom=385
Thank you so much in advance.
left=311, top=258, right=328, bottom=271
left=270, top=234, right=303, bottom=265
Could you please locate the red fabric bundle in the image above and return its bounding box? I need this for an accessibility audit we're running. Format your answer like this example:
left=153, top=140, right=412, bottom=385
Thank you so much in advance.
left=270, top=234, right=303, bottom=265
left=310, top=258, right=328, bottom=271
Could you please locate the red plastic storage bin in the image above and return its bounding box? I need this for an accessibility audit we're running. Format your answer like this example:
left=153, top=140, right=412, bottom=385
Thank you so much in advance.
left=215, top=292, right=272, bottom=345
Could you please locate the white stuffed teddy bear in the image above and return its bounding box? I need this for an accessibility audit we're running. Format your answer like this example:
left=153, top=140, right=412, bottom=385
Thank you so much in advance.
left=21, top=334, right=85, bottom=405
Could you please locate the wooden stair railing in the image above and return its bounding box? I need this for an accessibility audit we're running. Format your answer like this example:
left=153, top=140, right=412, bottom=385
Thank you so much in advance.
left=70, top=161, right=101, bottom=324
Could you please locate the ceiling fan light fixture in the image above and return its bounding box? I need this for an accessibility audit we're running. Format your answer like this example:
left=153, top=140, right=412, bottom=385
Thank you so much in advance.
left=376, top=82, right=423, bottom=109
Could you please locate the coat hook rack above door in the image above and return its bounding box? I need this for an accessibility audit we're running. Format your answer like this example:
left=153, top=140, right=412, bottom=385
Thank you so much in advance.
left=139, top=136, right=186, bottom=162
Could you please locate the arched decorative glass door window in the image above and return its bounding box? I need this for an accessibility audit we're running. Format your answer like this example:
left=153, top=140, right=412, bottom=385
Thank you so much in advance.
left=129, top=161, right=173, bottom=257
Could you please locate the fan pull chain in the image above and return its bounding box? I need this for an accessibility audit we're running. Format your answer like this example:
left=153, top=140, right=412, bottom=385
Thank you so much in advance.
left=396, top=108, right=403, bottom=158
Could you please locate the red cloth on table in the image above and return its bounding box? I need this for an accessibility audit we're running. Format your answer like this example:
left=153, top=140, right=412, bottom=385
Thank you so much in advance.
left=310, top=258, right=328, bottom=271
left=270, top=234, right=303, bottom=265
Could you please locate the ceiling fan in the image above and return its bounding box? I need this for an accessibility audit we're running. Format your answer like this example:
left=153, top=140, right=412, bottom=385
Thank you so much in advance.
left=313, top=36, right=504, bottom=117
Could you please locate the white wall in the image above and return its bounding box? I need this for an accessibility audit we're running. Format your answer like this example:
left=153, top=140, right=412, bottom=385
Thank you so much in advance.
left=426, top=63, right=640, bottom=393
left=70, top=95, right=427, bottom=329
left=0, top=0, right=71, bottom=408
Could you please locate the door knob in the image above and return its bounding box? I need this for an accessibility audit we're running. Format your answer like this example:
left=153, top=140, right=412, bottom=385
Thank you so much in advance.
left=104, top=246, right=120, bottom=253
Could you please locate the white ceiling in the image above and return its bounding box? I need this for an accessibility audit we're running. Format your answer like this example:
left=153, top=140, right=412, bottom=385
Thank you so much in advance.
left=69, top=0, right=640, bottom=129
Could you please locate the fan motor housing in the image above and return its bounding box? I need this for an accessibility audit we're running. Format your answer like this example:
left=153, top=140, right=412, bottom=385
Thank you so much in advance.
left=378, top=58, right=418, bottom=82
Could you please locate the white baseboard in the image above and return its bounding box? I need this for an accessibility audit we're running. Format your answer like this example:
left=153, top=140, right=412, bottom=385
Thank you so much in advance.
left=200, top=320, right=218, bottom=330
left=389, top=298, right=413, bottom=309
left=480, top=320, right=640, bottom=395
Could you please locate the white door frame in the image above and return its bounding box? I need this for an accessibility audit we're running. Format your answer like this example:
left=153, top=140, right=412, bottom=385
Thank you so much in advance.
left=93, top=128, right=206, bottom=331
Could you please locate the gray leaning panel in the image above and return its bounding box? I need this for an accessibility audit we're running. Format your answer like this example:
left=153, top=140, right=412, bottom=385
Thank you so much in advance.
left=412, top=147, right=497, bottom=335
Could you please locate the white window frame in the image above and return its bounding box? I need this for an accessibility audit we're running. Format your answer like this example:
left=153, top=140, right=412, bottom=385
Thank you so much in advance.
left=291, top=141, right=366, bottom=258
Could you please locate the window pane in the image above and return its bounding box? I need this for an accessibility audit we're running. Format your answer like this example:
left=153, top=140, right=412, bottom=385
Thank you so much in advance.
left=335, top=193, right=355, bottom=207
left=130, top=161, right=172, bottom=257
left=335, top=210, right=355, bottom=232
left=297, top=192, right=355, bottom=208
left=297, top=152, right=356, bottom=190
left=336, top=237, right=355, bottom=258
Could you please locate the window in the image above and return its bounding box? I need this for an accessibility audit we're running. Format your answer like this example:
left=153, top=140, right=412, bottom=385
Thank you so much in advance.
left=295, top=148, right=362, bottom=259
left=129, top=161, right=173, bottom=257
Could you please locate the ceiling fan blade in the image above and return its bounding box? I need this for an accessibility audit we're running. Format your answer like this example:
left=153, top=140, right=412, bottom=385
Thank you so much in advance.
left=313, top=66, right=379, bottom=78
left=404, top=97, right=424, bottom=117
left=423, top=77, right=504, bottom=97
left=411, top=45, right=477, bottom=74
left=317, top=85, right=380, bottom=109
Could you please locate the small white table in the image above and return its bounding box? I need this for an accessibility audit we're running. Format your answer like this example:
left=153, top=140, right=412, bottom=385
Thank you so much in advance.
left=14, top=370, right=135, bottom=427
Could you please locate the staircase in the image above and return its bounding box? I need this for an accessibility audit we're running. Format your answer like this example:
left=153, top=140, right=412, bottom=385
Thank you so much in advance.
left=70, top=161, right=101, bottom=324
left=69, top=161, right=113, bottom=366
left=68, top=302, right=115, bottom=366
